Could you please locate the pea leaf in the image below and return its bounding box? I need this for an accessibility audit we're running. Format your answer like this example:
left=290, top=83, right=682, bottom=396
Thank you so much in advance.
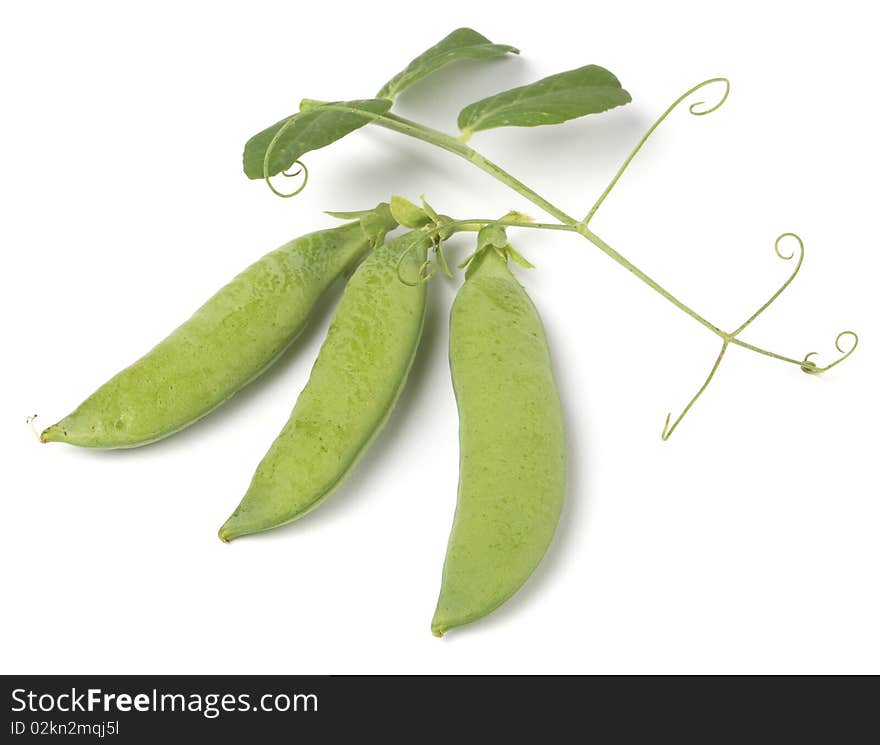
left=390, top=195, right=431, bottom=228
left=457, top=65, right=631, bottom=136
left=324, top=203, right=397, bottom=246
left=506, top=244, right=535, bottom=269
left=419, top=195, right=442, bottom=223
left=377, top=27, right=518, bottom=100
left=324, top=208, right=380, bottom=220
left=243, top=98, right=391, bottom=179
left=499, top=210, right=534, bottom=224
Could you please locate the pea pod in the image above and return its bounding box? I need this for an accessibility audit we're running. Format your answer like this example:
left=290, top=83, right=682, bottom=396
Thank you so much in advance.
left=432, top=246, right=566, bottom=636
left=41, top=205, right=395, bottom=449
left=218, top=230, right=430, bottom=541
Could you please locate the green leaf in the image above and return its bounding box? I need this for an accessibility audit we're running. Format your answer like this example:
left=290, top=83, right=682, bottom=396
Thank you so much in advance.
left=506, top=244, right=535, bottom=269
left=457, top=65, right=631, bottom=135
left=499, top=209, right=534, bottom=224
left=420, top=195, right=440, bottom=223
left=326, top=202, right=397, bottom=247
left=390, top=195, right=431, bottom=228
left=243, top=99, right=391, bottom=180
left=324, top=208, right=379, bottom=221
left=377, top=27, right=518, bottom=100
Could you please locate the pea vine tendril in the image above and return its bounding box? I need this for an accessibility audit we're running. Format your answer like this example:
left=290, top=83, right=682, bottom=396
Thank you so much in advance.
left=262, top=113, right=310, bottom=198
left=267, top=160, right=309, bottom=199
left=583, top=77, right=731, bottom=225
left=801, top=331, right=859, bottom=374
left=260, top=78, right=857, bottom=440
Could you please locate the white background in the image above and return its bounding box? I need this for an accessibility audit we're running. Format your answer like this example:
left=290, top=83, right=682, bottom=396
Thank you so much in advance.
left=2, top=1, right=877, bottom=674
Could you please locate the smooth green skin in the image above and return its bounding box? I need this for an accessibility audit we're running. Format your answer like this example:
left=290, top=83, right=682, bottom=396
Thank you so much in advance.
left=218, top=231, right=429, bottom=541
left=432, top=249, right=566, bottom=636
left=41, top=220, right=383, bottom=449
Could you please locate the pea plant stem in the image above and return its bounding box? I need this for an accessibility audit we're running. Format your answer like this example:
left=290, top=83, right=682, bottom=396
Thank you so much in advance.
left=727, top=338, right=803, bottom=367
left=376, top=112, right=577, bottom=225
left=663, top=341, right=729, bottom=441
left=291, top=85, right=854, bottom=437
left=577, top=225, right=727, bottom=338
left=307, top=102, right=854, bottom=386
left=436, top=219, right=576, bottom=234
left=371, top=110, right=730, bottom=341
left=373, top=110, right=839, bottom=383
left=583, top=78, right=731, bottom=226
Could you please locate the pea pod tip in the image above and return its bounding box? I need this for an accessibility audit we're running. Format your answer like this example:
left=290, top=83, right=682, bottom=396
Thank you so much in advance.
left=39, top=423, right=62, bottom=444
left=218, top=518, right=254, bottom=543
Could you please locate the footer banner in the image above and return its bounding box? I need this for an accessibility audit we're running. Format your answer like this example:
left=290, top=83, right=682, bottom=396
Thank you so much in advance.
left=2, top=674, right=870, bottom=740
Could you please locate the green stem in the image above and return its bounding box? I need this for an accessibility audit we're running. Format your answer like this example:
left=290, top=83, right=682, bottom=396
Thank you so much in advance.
left=271, top=92, right=857, bottom=439
left=298, top=102, right=854, bottom=384
left=729, top=233, right=804, bottom=337
left=374, top=112, right=578, bottom=225
left=728, top=337, right=803, bottom=367
left=368, top=111, right=730, bottom=338
left=584, top=78, right=730, bottom=225
left=578, top=226, right=727, bottom=338
left=429, top=218, right=576, bottom=236
left=662, top=341, right=729, bottom=440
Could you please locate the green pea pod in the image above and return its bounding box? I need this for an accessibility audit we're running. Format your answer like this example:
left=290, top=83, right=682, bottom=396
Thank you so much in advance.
left=41, top=205, right=395, bottom=449
left=432, top=248, right=566, bottom=636
left=218, top=230, right=430, bottom=541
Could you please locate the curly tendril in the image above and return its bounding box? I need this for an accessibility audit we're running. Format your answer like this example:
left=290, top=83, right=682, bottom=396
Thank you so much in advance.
left=774, top=232, right=800, bottom=261
left=686, top=78, right=731, bottom=116
left=262, top=111, right=311, bottom=198
left=584, top=77, right=731, bottom=225
left=264, top=159, right=309, bottom=198
left=731, top=233, right=804, bottom=336
left=801, top=331, right=859, bottom=374
left=660, top=230, right=857, bottom=440
left=243, top=80, right=853, bottom=442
